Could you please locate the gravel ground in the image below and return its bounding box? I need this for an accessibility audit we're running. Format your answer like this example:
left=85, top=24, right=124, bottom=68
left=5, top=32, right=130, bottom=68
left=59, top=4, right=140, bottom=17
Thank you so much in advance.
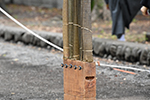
left=0, top=39, right=150, bottom=100
left=0, top=4, right=150, bottom=100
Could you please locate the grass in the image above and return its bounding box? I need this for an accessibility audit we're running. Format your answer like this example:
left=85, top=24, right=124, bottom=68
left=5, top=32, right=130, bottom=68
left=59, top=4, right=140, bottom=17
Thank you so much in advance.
left=94, top=33, right=146, bottom=43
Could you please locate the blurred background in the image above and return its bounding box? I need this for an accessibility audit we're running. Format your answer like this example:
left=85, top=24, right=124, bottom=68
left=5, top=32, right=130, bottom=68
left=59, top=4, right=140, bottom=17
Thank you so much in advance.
left=0, top=0, right=150, bottom=43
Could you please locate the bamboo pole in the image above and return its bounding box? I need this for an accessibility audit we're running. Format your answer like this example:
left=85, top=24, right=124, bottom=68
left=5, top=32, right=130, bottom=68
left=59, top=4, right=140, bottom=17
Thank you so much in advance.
left=63, top=0, right=70, bottom=59
left=78, top=0, right=83, bottom=61
left=81, top=0, right=93, bottom=62
left=68, top=0, right=74, bottom=59
left=73, top=0, right=80, bottom=60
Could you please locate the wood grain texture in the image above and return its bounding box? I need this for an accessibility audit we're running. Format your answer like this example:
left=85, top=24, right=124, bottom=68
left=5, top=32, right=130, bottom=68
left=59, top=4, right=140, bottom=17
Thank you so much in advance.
left=64, top=59, right=96, bottom=99
left=64, top=94, right=96, bottom=100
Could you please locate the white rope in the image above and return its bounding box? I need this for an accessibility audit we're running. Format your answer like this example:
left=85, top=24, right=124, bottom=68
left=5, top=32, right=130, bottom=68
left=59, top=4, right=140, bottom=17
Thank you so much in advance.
left=96, top=62, right=150, bottom=73
left=0, top=7, right=63, bottom=52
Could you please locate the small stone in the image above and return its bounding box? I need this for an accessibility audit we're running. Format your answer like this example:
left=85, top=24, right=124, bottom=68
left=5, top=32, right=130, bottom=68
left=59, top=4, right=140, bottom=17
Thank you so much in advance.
left=11, top=92, right=15, bottom=95
left=104, top=54, right=107, bottom=58
left=123, top=78, right=126, bottom=80
left=147, top=74, right=150, bottom=78
left=143, top=65, right=147, bottom=68
left=108, top=55, right=112, bottom=60
left=136, top=62, right=140, bottom=65
left=113, top=57, right=117, bottom=60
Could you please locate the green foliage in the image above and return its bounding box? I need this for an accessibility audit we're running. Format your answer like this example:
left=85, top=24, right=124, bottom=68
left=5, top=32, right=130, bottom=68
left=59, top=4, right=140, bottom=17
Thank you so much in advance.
left=132, top=18, right=137, bottom=23
left=111, top=35, right=117, bottom=40
left=97, top=0, right=104, bottom=9
left=91, top=0, right=104, bottom=11
left=14, top=15, right=18, bottom=19
left=125, top=34, right=145, bottom=42
left=91, top=0, right=95, bottom=11
left=146, top=37, right=148, bottom=41
left=100, top=29, right=104, bottom=34
left=125, top=29, right=129, bottom=33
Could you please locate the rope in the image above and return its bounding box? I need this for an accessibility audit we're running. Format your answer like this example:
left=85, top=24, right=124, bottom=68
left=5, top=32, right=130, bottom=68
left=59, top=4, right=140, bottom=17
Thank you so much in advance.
left=0, top=7, right=63, bottom=52
left=95, top=62, right=150, bottom=73
left=63, top=22, right=93, bottom=33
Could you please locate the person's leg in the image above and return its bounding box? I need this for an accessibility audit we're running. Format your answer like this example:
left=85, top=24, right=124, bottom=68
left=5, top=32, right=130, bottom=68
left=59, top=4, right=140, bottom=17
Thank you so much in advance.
left=109, top=0, right=125, bottom=41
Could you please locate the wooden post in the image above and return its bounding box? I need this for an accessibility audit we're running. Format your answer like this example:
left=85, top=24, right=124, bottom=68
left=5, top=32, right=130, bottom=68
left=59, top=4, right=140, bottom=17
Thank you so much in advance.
left=63, top=59, right=96, bottom=100
left=63, top=0, right=96, bottom=99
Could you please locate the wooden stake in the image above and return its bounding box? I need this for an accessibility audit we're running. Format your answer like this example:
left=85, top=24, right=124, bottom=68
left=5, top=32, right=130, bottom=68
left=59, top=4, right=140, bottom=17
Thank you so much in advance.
left=78, top=0, right=83, bottom=61
left=63, top=0, right=69, bottom=59
left=81, top=0, right=93, bottom=62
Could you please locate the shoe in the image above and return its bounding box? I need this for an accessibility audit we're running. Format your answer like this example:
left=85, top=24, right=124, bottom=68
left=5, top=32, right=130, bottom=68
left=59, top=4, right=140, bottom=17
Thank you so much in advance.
left=118, top=34, right=126, bottom=41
